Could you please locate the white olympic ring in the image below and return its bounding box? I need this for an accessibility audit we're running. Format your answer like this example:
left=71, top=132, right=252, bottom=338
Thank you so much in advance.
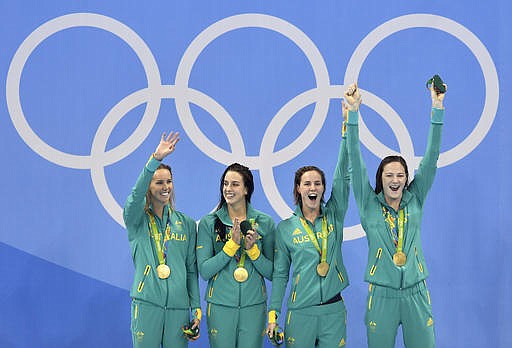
left=6, top=13, right=163, bottom=169
left=344, top=13, right=499, bottom=169
left=6, top=13, right=498, bottom=241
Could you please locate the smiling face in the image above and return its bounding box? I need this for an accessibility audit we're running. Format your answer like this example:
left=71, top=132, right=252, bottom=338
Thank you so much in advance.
left=148, top=168, right=173, bottom=207
left=381, top=161, right=407, bottom=207
left=223, top=170, right=248, bottom=209
left=296, top=170, right=325, bottom=214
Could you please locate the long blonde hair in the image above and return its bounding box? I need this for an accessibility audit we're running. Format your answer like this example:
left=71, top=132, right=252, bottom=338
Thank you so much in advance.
left=144, top=163, right=176, bottom=213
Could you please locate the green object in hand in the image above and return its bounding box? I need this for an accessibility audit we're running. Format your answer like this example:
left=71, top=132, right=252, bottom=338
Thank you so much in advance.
left=426, top=74, right=446, bottom=94
left=182, top=321, right=200, bottom=339
left=268, top=326, right=285, bottom=346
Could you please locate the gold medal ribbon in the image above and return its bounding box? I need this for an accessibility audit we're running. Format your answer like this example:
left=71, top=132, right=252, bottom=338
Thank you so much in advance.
left=148, top=207, right=171, bottom=268
left=233, top=224, right=249, bottom=282
left=396, top=209, right=405, bottom=255
left=237, top=247, right=247, bottom=269
left=300, top=216, right=328, bottom=264
left=383, top=207, right=406, bottom=265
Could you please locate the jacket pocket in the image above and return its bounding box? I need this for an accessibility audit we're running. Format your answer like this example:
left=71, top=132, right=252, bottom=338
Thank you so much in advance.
left=369, top=248, right=383, bottom=276
left=207, top=273, right=219, bottom=299
left=291, top=273, right=300, bottom=303
left=367, top=283, right=376, bottom=311
left=207, top=303, right=212, bottom=318
left=335, top=263, right=345, bottom=284
left=137, top=264, right=152, bottom=293
left=414, top=247, right=424, bottom=273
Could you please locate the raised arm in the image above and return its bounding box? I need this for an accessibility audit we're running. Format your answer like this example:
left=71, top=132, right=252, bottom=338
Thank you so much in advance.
left=123, top=132, right=180, bottom=237
left=344, top=84, right=374, bottom=214
left=327, top=106, right=351, bottom=230
left=408, top=82, right=447, bottom=202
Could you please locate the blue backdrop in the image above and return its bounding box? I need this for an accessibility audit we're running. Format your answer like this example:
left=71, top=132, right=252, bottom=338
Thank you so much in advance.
left=1, top=1, right=510, bottom=347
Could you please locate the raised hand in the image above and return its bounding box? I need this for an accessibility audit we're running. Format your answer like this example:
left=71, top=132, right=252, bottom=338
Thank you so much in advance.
left=244, top=228, right=259, bottom=250
left=430, top=83, right=447, bottom=110
left=344, top=82, right=362, bottom=112
left=153, top=131, right=180, bottom=161
left=231, top=217, right=241, bottom=245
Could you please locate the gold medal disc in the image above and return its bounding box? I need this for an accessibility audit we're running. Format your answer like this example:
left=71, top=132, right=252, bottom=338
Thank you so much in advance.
left=233, top=267, right=249, bottom=282
left=316, top=262, right=330, bottom=277
left=157, top=264, right=171, bottom=279
left=393, top=252, right=407, bottom=266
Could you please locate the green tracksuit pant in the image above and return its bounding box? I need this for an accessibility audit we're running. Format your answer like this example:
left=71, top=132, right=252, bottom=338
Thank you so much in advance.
left=284, top=299, right=347, bottom=347
left=366, top=281, right=435, bottom=348
left=206, top=302, right=266, bottom=348
left=131, top=299, right=190, bottom=348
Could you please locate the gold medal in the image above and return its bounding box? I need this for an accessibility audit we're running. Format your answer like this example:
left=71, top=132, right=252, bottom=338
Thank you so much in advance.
left=233, top=267, right=249, bottom=282
left=316, top=262, right=330, bottom=277
left=157, top=264, right=171, bottom=279
left=393, top=251, right=407, bottom=266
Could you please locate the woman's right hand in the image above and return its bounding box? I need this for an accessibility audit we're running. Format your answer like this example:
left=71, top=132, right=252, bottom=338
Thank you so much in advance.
left=266, top=322, right=277, bottom=338
left=344, top=82, right=362, bottom=112
left=153, top=131, right=180, bottom=161
left=231, top=217, right=241, bottom=245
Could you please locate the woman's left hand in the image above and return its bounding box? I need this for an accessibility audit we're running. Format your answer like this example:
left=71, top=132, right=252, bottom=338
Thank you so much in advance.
left=153, top=131, right=180, bottom=161
left=186, top=319, right=200, bottom=341
left=430, top=82, right=447, bottom=109
left=244, top=229, right=259, bottom=250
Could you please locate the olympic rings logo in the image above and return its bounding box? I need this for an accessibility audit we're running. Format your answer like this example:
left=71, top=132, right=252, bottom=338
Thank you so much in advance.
left=6, top=13, right=498, bottom=241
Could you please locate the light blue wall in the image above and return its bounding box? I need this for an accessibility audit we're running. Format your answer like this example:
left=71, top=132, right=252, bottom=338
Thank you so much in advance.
left=1, top=1, right=510, bottom=347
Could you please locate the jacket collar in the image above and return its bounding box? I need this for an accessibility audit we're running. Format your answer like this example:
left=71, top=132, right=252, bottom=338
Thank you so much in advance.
left=214, top=202, right=258, bottom=226
left=293, top=203, right=326, bottom=220
left=376, top=189, right=413, bottom=212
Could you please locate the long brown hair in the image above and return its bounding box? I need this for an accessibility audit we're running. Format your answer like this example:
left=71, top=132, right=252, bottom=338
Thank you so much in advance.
left=215, top=163, right=254, bottom=211
left=293, top=166, right=326, bottom=206
left=374, top=156, right=409, bottom=194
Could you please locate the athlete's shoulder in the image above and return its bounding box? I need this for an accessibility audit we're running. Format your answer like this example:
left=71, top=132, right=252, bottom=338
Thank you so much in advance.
left=172, top=210, right=197, bottom=233
left=276, top=215, right=299, bottom=232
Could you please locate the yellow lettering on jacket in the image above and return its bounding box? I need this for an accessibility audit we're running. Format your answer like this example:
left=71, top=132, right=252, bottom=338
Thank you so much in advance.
left=170, top=233, right=186, bottom=241
left=293, top=235, right=311, bottom=244
left=215, top=230, right=232, bottom=242
left=319, top=229, right=335, bottom=238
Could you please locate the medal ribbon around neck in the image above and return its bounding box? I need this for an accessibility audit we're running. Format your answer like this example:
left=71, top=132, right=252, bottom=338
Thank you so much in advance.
left=232, top=223, right=249, bottom=282
left=236, top=248, right=247, bottom=269
left=300, top=216, right=328, bottom=264
left=383, top=206, right=406, bottom=265
left=396, top=209, right=405, bottom=255
left=147, top=207, right=172, bottom=268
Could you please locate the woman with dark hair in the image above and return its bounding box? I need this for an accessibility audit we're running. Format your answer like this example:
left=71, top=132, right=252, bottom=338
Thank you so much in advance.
left=123, top=132, right=201, bottom=348
left=197, top=163, right=276, bottom=348
left=266, top=110, right=351, bottom=347
left=345, top=81, right=446, bottom=348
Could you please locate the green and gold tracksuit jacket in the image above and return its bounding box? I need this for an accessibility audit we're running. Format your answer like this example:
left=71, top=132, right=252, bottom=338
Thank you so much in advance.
left=346, top=108, right=444, bottom=289
left=197, top=203, right=276, bottom=307
left=269, top=137, right=350, bottom=314
left=123, top=156, right=201, bottom=310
